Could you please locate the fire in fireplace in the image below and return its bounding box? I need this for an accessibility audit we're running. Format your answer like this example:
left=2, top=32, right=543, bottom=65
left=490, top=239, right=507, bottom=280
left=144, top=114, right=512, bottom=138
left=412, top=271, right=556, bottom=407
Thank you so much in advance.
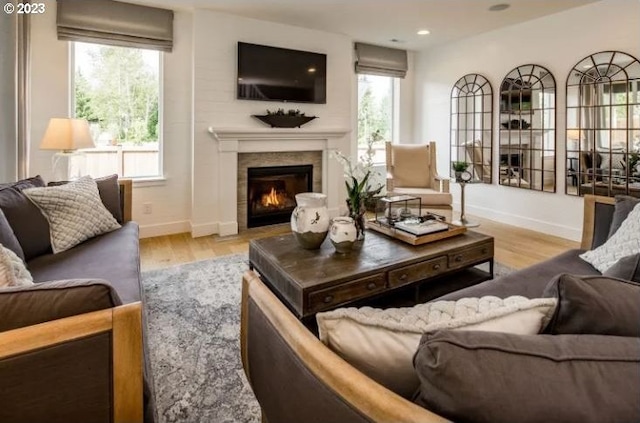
left=247, top=165, right=313, bottom=228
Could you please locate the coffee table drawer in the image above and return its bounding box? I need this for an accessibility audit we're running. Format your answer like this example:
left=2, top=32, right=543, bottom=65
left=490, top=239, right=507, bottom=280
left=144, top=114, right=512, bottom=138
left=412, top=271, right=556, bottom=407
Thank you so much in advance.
left=388, top=256, right=448, bottom=288
left=308, top=273, right=387, bottom=313
left=448, top=243, right=492, bottom=268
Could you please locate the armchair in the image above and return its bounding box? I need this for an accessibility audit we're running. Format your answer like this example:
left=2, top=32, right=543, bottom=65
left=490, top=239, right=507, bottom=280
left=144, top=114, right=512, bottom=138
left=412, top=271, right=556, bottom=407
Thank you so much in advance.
left=385, top=142, right=453, bottom=221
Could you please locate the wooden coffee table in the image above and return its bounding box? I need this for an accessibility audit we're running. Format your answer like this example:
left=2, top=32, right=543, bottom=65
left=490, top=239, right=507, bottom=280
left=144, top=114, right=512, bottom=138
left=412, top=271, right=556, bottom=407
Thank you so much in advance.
left=249, top=230, right=494, bottom=320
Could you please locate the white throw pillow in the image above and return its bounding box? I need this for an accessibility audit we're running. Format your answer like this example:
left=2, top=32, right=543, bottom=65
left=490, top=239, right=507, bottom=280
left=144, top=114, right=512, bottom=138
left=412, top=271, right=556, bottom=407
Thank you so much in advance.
left=23, top=176, right=121, bottom=253
left=316, top=295, right=557, bottom=398
left=0, top=243, right=33, bottom=288
left=580, top=202, right=640, bottom=273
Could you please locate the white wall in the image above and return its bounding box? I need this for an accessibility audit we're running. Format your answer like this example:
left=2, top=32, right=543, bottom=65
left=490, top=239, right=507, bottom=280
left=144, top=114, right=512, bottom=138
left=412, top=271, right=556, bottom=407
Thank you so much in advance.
left=29, top=3, right=193, bottom=237
left=190, top=10, right=354, bottom=235
left=414, top=0, right=640, bottom=241
left=27, top=3, right=415, bottom=238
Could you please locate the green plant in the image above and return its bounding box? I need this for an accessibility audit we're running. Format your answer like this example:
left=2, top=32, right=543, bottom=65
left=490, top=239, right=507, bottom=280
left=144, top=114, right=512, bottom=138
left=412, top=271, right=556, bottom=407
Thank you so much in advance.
left=452, top=161, right=469, bottom=172
left=266, top=108, right=305, bottom=117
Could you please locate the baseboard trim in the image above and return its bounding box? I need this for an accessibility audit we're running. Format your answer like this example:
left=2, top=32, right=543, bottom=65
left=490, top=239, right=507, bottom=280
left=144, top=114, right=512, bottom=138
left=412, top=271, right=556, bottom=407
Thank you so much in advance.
left=190, top=222, right=219, bottom=238
left=461, top=203, right=582, bottom=242
left=218, top=221, right=239, bottom=237
left=139, top=221, right=191, bottom=239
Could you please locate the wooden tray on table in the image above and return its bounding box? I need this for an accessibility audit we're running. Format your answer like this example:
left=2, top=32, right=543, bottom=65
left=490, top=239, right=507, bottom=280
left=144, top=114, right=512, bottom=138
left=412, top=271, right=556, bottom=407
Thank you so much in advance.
left=365, top=218, right=467, bottom=246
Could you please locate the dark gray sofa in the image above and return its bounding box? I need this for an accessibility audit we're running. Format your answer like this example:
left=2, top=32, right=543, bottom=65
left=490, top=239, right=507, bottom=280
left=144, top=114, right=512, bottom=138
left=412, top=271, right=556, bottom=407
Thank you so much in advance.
left=240, top=194, right=640, bottom=423
left=0, top=177, right=154, bottom=423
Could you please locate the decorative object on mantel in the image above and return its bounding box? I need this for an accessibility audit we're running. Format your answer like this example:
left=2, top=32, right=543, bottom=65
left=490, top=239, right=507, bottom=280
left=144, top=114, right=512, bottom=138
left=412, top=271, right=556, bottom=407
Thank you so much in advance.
left=252, top=108, right=318, bottom=128
left=333, top=138, right=384, bottom=240
left=291, top=192, right=330, bottom=249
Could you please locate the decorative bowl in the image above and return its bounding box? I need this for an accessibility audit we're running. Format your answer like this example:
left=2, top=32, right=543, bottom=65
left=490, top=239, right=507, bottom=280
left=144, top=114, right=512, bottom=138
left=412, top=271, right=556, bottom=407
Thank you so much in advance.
left=252, top=115, right=317, bottom=128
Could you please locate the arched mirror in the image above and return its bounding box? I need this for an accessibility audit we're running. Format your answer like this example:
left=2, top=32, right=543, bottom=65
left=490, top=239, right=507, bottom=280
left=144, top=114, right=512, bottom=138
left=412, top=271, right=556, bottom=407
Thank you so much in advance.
left=566, top=51, right=640, bottom=198
left=499, top=65, right=556, bottom=192
left=450, top=74, right=493, bottom=183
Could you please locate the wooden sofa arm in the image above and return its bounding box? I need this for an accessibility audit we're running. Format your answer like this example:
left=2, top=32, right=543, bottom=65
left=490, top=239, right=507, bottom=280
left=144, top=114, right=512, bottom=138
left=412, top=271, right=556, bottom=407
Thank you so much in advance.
left=241, top=271, right=450, bottom=423
left=118, top=179, right=133, bottom=223
left=0, top=302, right=143, bottom=423
left=581, top=194, right=616, bottom=250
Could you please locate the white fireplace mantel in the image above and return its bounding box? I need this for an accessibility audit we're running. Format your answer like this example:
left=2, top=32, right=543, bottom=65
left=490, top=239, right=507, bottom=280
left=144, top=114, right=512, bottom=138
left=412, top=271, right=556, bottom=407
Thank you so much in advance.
left=208, top=127, right=351, bottom=236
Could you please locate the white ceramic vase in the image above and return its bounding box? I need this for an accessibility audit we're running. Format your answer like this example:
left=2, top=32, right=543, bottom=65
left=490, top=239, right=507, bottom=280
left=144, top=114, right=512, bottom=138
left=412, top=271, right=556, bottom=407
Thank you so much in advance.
left=329, top=217, right=357, bottom=254
left=291, top=192, right=330, bottom=249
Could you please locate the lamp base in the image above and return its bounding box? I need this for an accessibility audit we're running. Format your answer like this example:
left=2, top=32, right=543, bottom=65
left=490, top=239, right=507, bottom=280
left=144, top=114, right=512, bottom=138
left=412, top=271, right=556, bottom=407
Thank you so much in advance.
left=51, top=151, right=88, bottom=181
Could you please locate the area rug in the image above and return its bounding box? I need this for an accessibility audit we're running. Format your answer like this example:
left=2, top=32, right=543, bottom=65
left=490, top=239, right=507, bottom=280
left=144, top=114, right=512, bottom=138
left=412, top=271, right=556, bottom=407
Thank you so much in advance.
left=142, top=254, right=514, bottom=423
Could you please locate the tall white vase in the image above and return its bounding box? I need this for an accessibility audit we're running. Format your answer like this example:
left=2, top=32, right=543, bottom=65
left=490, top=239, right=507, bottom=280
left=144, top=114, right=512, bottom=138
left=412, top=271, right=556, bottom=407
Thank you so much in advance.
left=291, top=192, right=330, bottom=249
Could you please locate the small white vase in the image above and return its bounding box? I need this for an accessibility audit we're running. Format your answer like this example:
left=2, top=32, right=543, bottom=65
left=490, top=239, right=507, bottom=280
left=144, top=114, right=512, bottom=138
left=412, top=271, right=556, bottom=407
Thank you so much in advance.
left=291, top=192, right=330, bottom=249
left=330, top=217, right=357, bottom=254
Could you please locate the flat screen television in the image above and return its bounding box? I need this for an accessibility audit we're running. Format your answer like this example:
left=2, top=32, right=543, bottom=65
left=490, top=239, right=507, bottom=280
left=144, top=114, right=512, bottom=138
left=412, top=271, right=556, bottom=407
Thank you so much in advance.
left=237, top=42, right=327, bottom=104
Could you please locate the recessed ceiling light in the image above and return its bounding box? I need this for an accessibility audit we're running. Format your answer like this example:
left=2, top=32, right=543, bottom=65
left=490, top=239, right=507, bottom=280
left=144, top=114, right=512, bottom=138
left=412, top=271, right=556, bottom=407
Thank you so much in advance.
left=489, top=3, right=510, bottom=11
left=417, top=29, right=430, bottom=35
left=307, top=67, right=316, bottom=73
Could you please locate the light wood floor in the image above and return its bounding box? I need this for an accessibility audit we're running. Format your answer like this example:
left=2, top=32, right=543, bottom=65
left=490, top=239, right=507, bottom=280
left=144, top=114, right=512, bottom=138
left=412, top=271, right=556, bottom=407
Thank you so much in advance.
left=140, top=215, right=579, bottom=271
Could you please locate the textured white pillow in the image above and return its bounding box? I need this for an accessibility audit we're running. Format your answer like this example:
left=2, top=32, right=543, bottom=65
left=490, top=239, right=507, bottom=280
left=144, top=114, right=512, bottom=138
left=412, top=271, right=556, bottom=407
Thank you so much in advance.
left=580, top=202, right=640, bottom=273
left=0, top=243, right=33, bottom=288
left=23, top=176, right=121, bottom=253
left=316, top=295, right=557, bottom=398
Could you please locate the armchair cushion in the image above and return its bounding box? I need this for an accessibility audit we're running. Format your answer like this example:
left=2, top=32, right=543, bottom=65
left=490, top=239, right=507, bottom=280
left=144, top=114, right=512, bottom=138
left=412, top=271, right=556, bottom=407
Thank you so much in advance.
left=604, top=253, right=640, bottom=282
left=48, top=174, right=123, bottom=224
left=413, top=331, right=640, bottom=423
left=542, top=273, right=640, bottom=337
left=0, top=279, right=122, bottom=332
left=607, top=195, right=640, bottom=238
left=0, top=184, right=51, bottom=261
left=580, top=198, right=640, bottom=273
left=390, top=144, right=431, bottom=188
left=0, top=244, right=33, bottom=288
left=0, top=209, right=24, bottom=261
left=23, top=177, right=121, bottom=254
left=317, top=295, right=556, bottom=398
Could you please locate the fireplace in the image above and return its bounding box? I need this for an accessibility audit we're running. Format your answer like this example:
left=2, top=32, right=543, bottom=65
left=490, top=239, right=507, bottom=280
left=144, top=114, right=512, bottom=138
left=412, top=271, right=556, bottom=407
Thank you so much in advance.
left=247, top=165, right=313, bottom=228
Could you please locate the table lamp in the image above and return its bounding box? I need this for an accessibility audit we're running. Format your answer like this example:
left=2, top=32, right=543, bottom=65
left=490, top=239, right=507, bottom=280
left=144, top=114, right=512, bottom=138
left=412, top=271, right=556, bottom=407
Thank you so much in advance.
left=40, top=118, right=95, bottom=181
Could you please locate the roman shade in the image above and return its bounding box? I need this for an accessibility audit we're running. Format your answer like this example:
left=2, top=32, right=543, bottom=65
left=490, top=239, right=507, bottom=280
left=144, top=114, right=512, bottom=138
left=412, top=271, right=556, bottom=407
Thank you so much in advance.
left=57, top=0, right=173, bottom=52
left=354, top=42, right=408, bottom=78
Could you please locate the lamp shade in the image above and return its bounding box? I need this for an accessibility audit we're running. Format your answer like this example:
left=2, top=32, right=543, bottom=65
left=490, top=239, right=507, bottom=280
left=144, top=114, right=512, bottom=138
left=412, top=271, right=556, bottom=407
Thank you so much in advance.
left=40, top=118, right=95, bottom=151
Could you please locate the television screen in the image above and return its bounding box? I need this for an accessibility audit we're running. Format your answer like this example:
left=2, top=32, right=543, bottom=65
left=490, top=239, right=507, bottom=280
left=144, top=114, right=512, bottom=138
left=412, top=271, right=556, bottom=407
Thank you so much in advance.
left=237, top=42, right=326, bottom=104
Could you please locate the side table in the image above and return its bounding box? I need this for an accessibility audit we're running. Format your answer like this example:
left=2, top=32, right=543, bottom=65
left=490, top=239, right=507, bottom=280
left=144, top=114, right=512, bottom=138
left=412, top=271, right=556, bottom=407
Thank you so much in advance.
left=451, top=180, right=479, bottom=228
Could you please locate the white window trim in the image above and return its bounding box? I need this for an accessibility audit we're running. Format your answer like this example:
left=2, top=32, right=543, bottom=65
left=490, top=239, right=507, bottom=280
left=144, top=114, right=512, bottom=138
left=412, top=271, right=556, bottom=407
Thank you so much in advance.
left=69, top=41, right=165, bottom=182
left=356, top=74, right=398, bottom=166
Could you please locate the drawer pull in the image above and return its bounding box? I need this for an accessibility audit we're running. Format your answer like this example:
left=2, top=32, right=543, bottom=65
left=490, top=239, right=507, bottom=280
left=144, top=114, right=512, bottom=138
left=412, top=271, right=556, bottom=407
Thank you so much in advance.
left=454, top=255, right=463, bottom=263
left=323, top=295, right=334, bottom=304
left=399, top=274, right=408, bottom=281
left=366, top=282, right=377, bottom=290
left=433, top=264, right=441, bottom=270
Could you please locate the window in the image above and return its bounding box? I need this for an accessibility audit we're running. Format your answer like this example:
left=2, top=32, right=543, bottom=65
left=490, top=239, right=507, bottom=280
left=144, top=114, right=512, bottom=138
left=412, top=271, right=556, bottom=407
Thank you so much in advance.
left=357, top=74, right=394, bottom=165
left=72, top=42, right=161, bottom=179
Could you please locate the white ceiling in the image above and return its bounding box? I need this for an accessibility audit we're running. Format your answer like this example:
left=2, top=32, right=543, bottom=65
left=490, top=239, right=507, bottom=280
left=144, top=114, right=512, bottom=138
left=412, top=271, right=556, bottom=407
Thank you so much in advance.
left=131, top=0, right=599, bottom=50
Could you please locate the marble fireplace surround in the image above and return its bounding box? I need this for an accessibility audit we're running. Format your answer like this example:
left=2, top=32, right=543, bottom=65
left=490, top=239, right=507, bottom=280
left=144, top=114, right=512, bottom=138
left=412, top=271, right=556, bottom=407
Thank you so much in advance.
left=210, top=128, right=350, bottom=236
